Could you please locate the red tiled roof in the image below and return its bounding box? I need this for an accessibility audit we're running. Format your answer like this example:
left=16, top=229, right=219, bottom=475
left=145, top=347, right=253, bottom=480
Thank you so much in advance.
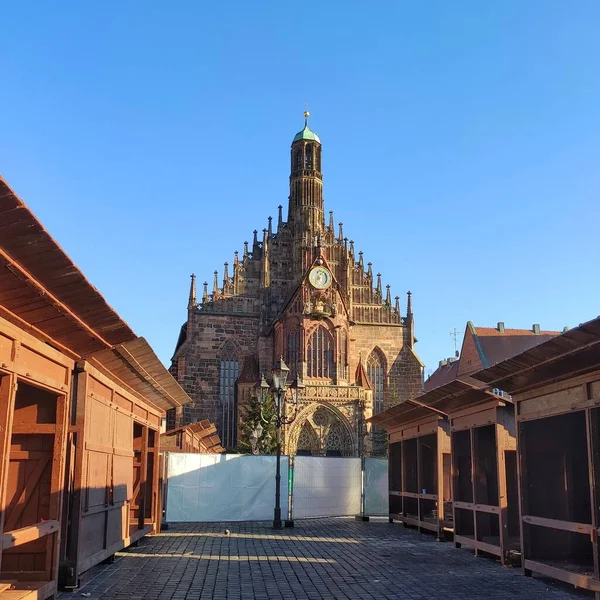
left=474, top=327, right=559, bottom=337
left=424, top=359, right=459, bottom=392
left=474, top=316, right=600, bottom=393
left=427, top=322, right=562, bottom=391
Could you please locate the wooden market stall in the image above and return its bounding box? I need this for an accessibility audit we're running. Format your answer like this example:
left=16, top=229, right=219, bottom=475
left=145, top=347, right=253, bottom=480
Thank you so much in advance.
left=0, top=317, right=73, bottom=600
left=160, top=419, right=224, bottom=454
left=60, top=338, right=190, bottom=589
left=0, top=176, right=192, bottom=596
left=475, top=317, right=600, bottom=595
left=422, top=379, right=520, bottom=564
left=369, top=399, right=452, bottom=539
left=0, top=177, right=134, bottom=598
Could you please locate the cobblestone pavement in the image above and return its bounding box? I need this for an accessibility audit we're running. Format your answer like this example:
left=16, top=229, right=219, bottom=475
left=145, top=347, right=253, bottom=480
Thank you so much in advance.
left=59, top=518, right=587, bottom=600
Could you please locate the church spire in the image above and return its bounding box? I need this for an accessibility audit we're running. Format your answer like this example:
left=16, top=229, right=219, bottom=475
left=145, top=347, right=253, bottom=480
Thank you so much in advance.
left=188, top=273, right=197, bottom=309
left=260, top=228, right=270, bottom=288
left=233, top=251, right=240, bottom=294
left=289, top=110, right=324, bottom=275
left=406, top=290, right=415, bottom=349
left=223, top=262, right=229, bottom=292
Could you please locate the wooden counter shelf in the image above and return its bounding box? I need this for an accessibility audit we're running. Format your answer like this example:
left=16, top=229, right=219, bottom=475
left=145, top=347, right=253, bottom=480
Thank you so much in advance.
left=0, top=581, right=57, bottom=600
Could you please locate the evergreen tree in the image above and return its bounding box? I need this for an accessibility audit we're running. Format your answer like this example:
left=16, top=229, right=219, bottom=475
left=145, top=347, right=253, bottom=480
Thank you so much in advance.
left=238, top=393, right=278, bottom=454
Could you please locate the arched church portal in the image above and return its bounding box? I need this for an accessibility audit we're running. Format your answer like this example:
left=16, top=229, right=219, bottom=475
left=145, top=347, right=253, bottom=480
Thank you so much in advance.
left=288, top=404, right=355, bottom=457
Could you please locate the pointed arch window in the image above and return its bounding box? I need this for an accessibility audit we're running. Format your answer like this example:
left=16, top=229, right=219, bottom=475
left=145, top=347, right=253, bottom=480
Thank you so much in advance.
left=307, top=326, right=335, bottom=379
left=367, top=349, right=385, bottom=414
left=339, top=329, right=347, bottom=380
left=294, top=148, right=303, bottom=171
left=305, top=144, right=313, bottom=169
left=219, top=344, right=239, bottom=449
left=286, top=329, right=299, bottom=372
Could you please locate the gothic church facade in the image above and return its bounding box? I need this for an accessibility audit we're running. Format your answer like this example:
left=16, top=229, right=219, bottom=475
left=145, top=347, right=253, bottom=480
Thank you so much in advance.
left=169, top=115, right=424, bottom=456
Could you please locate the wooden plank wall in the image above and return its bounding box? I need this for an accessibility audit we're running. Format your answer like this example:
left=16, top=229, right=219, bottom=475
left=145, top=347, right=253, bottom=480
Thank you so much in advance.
left=60, top=361, right=161, bottom=588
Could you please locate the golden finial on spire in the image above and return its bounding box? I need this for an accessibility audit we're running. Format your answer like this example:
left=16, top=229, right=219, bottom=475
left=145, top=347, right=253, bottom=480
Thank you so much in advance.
left=304, top=110, right=310, bottom=118
left=304, top=103, right=310, bottom=126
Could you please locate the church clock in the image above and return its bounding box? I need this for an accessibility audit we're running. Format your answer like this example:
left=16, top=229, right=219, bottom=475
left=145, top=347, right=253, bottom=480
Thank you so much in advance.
left=309, top=266, right=332, bottom=290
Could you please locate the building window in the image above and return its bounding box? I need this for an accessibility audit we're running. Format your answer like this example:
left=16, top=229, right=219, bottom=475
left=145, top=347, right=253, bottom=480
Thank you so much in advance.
left=367, top=349, right=385, bottom=414
left=294, top=148, right=303, bottom=171
left=339, top=329, right=347, bottom=380
left=286, top=329, right=299, bottom=370
left=305, top=144, right=313, bottom=169
left=219, top=344, right=239, bottom=449
left=307, top=326, right=335, bottom=379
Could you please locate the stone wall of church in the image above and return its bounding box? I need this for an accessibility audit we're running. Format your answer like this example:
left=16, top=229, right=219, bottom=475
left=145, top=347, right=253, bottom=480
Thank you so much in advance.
left=175, top=312, right=260, bottom=429
left=350, top=323, right=422, bottom=408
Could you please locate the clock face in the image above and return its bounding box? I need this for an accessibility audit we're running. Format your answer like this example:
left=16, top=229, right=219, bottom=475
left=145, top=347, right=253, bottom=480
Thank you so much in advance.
left=309, top=266, right=332, bottom=290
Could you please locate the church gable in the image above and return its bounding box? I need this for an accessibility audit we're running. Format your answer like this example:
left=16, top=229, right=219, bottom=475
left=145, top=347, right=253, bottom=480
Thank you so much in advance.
left=169, top=114, right=423, bottom=456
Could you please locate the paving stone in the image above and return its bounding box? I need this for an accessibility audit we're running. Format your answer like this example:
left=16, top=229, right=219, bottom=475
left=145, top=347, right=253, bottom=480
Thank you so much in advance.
left=58, top=518, right=588, bottom=599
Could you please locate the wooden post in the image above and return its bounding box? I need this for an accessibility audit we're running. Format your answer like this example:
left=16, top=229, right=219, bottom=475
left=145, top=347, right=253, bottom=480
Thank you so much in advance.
left=0, top=372, right=17, bottom=572
left=470, top=427, right=478, bottom=556
left=586, top=409, right=599, bottom=581
left=497, top=419, right=509, bottom=565
left=138, top=426, right=149, bottom=531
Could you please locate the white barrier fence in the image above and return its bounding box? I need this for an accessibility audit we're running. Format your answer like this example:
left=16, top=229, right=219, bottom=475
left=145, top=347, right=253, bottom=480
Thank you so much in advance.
left=165, top=452, right=388, bottom=522
left=166, top=453, right=289, bottom=522
left=364, top=457, right=389, bottom=516
left=292, top=456, right=361, bottom=518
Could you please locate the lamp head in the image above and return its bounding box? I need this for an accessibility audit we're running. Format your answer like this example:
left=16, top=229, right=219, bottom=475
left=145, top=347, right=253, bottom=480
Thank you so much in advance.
left=289, top=373, right=305, bottom=405
left=254, top=373, right=270, bottom=404
left=271, top=356, right=290, bottom=391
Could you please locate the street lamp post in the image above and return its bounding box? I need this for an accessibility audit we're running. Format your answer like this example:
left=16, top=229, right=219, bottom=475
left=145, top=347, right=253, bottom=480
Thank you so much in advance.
left=255, top=358, right=304, bottom=529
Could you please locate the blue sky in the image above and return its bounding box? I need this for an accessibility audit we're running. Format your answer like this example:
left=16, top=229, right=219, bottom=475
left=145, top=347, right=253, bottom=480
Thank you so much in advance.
left=1, top=1, right=599, bottom=377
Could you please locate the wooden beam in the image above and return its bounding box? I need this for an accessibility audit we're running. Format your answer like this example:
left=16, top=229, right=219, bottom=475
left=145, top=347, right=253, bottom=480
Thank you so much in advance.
left=0, top=520, right=58, bottom=549
left=522, top=514, right=594, bottom=535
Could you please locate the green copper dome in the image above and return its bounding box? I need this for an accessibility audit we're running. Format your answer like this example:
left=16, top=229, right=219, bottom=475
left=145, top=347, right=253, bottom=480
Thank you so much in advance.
left=293, top=124, right=321, bottom=144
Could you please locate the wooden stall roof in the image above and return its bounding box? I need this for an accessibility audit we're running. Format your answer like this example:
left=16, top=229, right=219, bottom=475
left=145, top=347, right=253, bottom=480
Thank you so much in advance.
left=422, top=379, right=508, bottom=414
left=368, top=399, right=445, bottom=430
left=0, top=176, right=192, bottom=411
left=474, top=316, right=600, bottom=394
left=87, top=337, right=190, bottom=411
left=161, top=420, right=224, bottom=453
left=370, top=378, right=506, bottom=431
left=0, top=176, right=136, bottom=358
